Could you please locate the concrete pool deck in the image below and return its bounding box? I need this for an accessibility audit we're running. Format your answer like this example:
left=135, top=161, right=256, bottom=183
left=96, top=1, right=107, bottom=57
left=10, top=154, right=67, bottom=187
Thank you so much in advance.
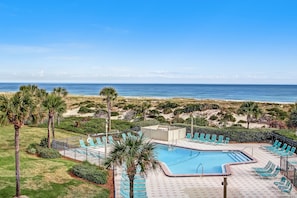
left=114, top=139, right=297, bottom=198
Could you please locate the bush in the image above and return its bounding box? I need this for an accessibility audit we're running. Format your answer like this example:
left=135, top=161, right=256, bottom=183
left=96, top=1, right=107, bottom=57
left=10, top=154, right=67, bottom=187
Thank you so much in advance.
left=26, top=143, right=38, bottom=154
left=111, top=112, right=119, bottom=116
left=78, top=106, right=95, bottom=114
left=70, top=161, right=108, bottom=184
left=40, top=137, right=49, bottom=148
left=36, top=146, right=61, bottom=158
left=163, top=107, right=172, bottom=114
left=209, top=115, right=218, bottom=120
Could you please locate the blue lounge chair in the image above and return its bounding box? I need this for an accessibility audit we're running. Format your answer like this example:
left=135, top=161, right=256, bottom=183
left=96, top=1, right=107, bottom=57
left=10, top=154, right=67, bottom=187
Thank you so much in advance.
left=198, top=133, right=205, bottom=142
left=276, top=145, right=291, bottom=156
left=263, top=139, right=279, bottom=150
left=186, top=133, right=192, bottom=140
left=271, top=143, right=287, bottom=153
left=252, top=161, right=272, bottom=172
left=278, top=180, right=293, bottom=194
left=87, top=137, right=96, bottom=147
left=193, top=133, right=199, bottom=141
left=274, top=176, right=287, bottom=187
left=259, top=166, right=280, bottom=178
left=224, top=137, right=230, bottom=144
left=256, top=163, right=276, bottom=174
left=205, top=134, right=211, bottom=143
left=281, top=147, right=296, bottom=157
left=216, top=135, right=224, bottom=145
left=79, top=139, right=88, bottom=148
left=96, top=137, right=103, bottom=146
left=210, top=134, right=217, bottom=144
left=108, top=135, right=115, bottom=144
left=267, top=141, right=282, bottom=152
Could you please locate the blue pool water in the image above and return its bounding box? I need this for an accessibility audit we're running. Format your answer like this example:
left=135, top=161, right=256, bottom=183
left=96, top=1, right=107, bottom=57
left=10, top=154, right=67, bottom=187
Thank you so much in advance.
left=155, top=144, right=252, bottom=175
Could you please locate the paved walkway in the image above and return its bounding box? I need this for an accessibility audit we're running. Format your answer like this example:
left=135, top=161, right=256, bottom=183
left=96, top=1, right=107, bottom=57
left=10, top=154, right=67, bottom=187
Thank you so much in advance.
left=114, top=139, right=297, bottom=198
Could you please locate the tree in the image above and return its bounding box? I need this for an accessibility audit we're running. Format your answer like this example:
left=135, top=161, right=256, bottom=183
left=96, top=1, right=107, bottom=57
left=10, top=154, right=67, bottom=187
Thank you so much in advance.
left=0, top=92, right=33, bottom=197
left=42, top=93, right=66, bottom=148
left=288, top=103, right=297, bottom=129
left=141, top=101, right=151, bottom=121
left=104, top=135, right=158, bottom=198
left=53, top=87, right=68, bottom=125
left=238, top=101, right=262, bottom=129
left=99, top=87, right=118, bottom=132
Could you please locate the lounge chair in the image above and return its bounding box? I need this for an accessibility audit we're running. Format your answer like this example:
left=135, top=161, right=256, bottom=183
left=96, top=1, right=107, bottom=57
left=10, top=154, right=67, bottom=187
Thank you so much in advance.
left=108, top=135, right=115, bottom=144
left=205, top=134, right=211, bottom=143
left=258, top=166, right=280, bottom=178
left=186, top=133, right=192, bottom=140
left=127, top=132, right=132, bottom=137
left=271, top=143, right=287, bottom=153
left=193, top=133, right=199, bottom=141
left=276, top=145, right=291, bottom=156
left=216, top=135, right=224, bottom=145
left=281, top=146, right=296, bottom=157
left=263, top=139, right=279, bottom=150
left=210, top=134, right=217, bottom=144
left=256, top=163, right=276, bottom=174
left=79, top=139, right=88, bottom=148
left=87, top=137, right=97, bottom=147
left=198, top=133, right=205, bottom=142
left=252, top=161, right=272, bottom=172
left=96, top=137, right=103, bottom=146
left=267, top=142, right=282, bottom=152
left=278, top=180, right=293, bottom=194
left=224, top=137, right=230, bottom=144
left=274, top=176, right=287, bottom=187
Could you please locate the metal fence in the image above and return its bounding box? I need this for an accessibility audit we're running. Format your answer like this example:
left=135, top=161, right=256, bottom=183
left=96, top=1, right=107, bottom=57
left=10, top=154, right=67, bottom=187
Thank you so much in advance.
left=280, top=155, right=297, bottom=187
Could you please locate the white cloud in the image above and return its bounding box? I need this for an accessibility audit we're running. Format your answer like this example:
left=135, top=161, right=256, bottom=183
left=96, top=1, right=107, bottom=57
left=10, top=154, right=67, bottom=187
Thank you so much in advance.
left=0, top=44, right=51, bottom=54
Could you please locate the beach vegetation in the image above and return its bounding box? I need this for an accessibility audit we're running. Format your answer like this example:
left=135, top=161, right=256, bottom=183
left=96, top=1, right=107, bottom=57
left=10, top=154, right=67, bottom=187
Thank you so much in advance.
left=209, top=115, right=218, bottom=120
left=288, top=108, right=297, bottom=129
left=238, top=101, right=262, bottom=129
left=266, top=107, right=288, bottom=120
left=78, top=106, right=96, bottom=114
left=157, top=101, right=179, bottom=109
left=99, top=87, right=118, bottom=132
left=70, top=161, right=108, bottom=184
left=105, top=135, right=158, bottom=198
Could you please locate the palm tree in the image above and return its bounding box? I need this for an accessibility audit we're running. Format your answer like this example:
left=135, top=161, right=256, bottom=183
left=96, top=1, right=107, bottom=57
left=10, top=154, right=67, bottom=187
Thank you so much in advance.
left=53, top=87, right=68, bottom=125
left=141, top=101, right=151, bottom=121
left=99, top=87, right=118, bottom=132
left=43, top=93, right=66, bottom=148
left=238, top=101, right=262, bottom=129
left=105, top=135, right=158, bottom=198
left=0, top=92, right=33, bottom=197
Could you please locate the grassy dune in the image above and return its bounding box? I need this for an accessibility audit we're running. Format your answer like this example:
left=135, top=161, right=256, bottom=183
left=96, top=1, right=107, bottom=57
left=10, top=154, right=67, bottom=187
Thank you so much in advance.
left=0, top=125, right=109, bottom=198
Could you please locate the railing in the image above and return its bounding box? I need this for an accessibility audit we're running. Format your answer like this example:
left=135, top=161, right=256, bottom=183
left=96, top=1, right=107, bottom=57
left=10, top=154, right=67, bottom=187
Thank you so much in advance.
left=280, top=155, right=297, bottom=187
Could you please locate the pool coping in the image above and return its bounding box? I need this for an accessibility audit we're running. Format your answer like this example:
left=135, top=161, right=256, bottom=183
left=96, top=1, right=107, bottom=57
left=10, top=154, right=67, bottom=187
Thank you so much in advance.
left=156, top=143, right=257, bottom=177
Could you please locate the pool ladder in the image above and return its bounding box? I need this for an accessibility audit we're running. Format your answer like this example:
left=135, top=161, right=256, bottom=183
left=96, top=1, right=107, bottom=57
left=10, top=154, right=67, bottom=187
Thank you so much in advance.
left=196, top=163, right=204, bottom=176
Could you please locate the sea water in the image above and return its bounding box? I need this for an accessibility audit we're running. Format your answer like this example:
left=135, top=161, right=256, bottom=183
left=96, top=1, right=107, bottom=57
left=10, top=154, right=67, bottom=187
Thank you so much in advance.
left=0, top=83, right=297, bottom=103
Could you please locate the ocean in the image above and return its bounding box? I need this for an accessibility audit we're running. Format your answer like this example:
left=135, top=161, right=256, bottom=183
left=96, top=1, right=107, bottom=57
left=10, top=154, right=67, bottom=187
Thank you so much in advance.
left=0, top=83, right=297, bottom=103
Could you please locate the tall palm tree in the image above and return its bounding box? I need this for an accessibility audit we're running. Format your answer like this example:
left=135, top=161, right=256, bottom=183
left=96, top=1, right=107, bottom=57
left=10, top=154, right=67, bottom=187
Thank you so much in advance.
left=99, top=87, right=118, bottom=132
left=0, top=92, right=33, bottom=198
left=105, top=135, right=158, bottom=198
left=43, top=93, right=66, bottom=148
left=53, top=87, right=68, bottom=125
left=141, top=101, right=151, bottom=121
left=238, top=101, right=262, bottom=129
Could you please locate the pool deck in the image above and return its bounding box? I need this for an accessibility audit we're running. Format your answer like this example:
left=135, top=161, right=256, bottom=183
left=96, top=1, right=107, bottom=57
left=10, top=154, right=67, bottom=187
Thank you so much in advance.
left=114, top=139, right=297, bottom=198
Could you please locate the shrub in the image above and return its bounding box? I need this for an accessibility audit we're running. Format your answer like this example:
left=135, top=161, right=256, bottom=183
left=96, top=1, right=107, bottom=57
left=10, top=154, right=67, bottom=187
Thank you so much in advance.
left=238, top=120, right=247, bottom=123
left=36, top=146, right=61, bottom=158
left=111, top=112, right=119, bottom=116
left=26, top=143, right=38, bottom=154
left=70, top=161, right=108, bottom=184
left=40, top=137, right=49, bottom=148
left=78, top=106, right=95, bottom=114
left=209, top=115, right=218, bottom=120
left=163, top=107, right=172, bottom=114
left=157, top=101, right=179, bottom=109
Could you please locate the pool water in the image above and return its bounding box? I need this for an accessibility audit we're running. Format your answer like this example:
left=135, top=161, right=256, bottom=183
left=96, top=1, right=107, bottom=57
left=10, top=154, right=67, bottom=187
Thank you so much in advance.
left=155, top=144, right=252, bottom=175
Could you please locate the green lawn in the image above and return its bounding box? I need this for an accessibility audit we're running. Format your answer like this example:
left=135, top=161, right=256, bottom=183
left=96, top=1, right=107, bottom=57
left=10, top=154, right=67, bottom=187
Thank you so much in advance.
left=0, top=125, right=109, bottom=198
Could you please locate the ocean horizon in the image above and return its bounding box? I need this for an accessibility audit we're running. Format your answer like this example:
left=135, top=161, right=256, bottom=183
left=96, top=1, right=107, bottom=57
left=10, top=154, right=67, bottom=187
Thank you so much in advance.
left=0, top=83, right=297, bottom=103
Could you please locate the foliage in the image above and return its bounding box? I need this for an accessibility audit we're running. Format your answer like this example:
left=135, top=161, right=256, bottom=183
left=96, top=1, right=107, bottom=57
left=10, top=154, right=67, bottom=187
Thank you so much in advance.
left=26, top=143, right=38, bottom=154
left=267, top=107, right=288, bottom=120
left=185, top=117, right=208, bottom=126
left=111, top=111, right=120, bottom=116
left=39, top=137, right=49, bottom=148
left=155, top=116, right=167, bottom=123
left=221, top=113, right=236, bottom=122
left=36, top=146, right=61, bottom=158
left=209, top=115, right=218, bottom=120
left=70, top=161, right=108, bottom=184
left=133, top=119, right=160, bottom=127
left=288, top=109, right=297, bottom=128
left=78, top=106, right=95, bottom=114
left=238, top=101, right=262, bottom=129
left=157, top=101, right=179, bottom=109
left=163, top=107, right=173, bottom=114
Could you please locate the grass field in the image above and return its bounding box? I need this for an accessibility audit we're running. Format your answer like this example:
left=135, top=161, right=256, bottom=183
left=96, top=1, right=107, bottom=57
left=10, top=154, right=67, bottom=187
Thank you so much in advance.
left=0, top=125, right=109, bottom=198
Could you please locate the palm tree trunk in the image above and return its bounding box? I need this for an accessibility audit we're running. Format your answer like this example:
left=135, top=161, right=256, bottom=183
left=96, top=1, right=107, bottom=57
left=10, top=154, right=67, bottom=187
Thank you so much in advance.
left=47, top=115, right=51, bottom=148
left=14, top=125, right=21, bottom=197
left=247, top=115, right=251, bottom=129
left=129, top=176, right=134, bottom=198
left=108, top=100, right=111, bottom=132
left=51, top=114, right=55, bottom=139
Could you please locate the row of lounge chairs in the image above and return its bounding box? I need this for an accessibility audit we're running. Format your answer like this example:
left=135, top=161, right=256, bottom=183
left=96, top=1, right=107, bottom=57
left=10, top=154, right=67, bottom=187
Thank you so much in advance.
left=186, top=133, right=230, bottom=145
left=252, top=161, right=293, bottom=194
left=79, top=135, right=116, bottom=148
left=262, top=140, right=296, bottom=157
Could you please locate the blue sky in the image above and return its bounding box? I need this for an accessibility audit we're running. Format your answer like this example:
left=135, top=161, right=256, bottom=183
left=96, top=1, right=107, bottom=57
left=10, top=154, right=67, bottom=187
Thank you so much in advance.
left=0, top=0, right=296, bottom=84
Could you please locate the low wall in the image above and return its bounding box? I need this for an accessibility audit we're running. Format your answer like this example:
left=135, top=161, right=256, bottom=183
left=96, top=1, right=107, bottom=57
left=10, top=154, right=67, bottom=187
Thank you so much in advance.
left=141, top=125, right=186, bottom=142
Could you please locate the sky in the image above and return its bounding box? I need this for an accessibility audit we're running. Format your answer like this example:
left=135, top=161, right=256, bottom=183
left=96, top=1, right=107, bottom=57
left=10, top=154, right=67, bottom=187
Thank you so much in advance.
left=0, top=0, right=296, bottom=84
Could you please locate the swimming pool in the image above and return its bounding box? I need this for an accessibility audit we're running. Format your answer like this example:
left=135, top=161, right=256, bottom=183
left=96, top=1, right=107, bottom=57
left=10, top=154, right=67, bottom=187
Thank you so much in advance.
left=155, top=144, right=255, bottom=176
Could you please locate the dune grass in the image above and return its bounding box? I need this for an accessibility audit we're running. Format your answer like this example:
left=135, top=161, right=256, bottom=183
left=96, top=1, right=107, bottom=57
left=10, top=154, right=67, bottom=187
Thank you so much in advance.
left=0, top=125, right=109, bottom=198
